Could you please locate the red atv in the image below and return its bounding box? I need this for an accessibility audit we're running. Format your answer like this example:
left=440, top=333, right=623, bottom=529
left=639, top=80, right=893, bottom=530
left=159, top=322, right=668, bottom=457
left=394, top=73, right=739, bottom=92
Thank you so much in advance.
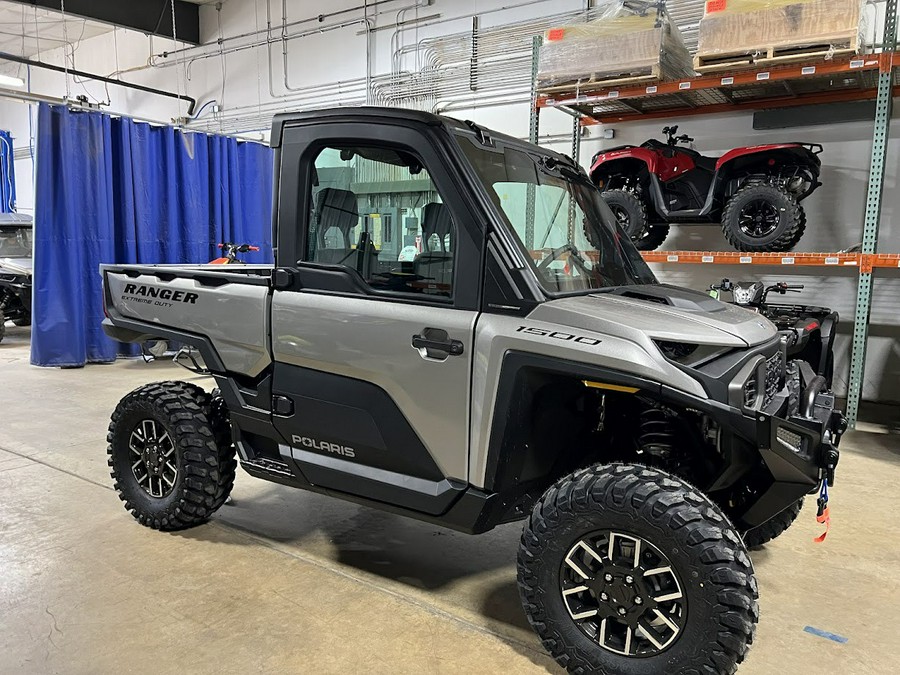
left=590, top=125, right=822, bottom=251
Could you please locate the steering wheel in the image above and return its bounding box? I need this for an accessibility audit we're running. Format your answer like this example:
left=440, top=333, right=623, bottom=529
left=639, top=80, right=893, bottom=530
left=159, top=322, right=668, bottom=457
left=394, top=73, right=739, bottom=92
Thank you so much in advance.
left=537, top=244, right=592, bottom=274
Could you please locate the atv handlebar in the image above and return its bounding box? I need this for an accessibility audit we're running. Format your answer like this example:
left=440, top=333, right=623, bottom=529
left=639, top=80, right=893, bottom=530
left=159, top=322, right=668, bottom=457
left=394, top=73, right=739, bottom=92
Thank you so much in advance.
left=709, top=278, right=734, bottom=292
left=762, top=282, right=803, bottom=303
left=662, top=125, right=693, bottom=146
left=218, top=242, right=260, bottom=253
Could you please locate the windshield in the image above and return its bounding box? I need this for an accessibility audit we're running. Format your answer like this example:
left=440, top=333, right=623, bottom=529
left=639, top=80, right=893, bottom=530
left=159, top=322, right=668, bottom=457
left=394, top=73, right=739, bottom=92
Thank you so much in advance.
left=458, top=136, right=657, bottom=294
left=0, top=227, right=32, bottom=258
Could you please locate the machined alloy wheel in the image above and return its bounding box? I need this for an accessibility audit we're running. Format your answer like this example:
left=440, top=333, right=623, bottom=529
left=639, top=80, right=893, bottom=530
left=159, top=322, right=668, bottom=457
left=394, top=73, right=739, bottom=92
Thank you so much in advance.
left=518, top=464, right=758, bottom=675
left=561, top=531, right=685, bottom=657
left=128, top=419, right=177, bottom=498
left=107, top=381, right=236, bottom=530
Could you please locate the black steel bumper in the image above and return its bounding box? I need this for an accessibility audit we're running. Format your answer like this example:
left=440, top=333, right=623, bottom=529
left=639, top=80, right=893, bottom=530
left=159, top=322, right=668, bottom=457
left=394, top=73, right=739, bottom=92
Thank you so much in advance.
left=736, top=360, right=845, bottom=527
left=762, top=360, right=844, bottom=480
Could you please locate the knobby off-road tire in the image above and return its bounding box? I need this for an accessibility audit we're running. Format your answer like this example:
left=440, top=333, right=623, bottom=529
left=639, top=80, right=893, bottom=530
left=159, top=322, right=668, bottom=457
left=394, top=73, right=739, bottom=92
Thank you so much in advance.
left=107, top=381, right=236, bottom=530
left=12, top=315, right=31, bottom=327
left=0, top=310, right=5, bottom=343
left=603, top=189, right=670, bottom=251
left=742, top=498, right=803, bottom=549
left=518, top=463, right=758, bottom=675
left=721, top=183, right=806, bottom=252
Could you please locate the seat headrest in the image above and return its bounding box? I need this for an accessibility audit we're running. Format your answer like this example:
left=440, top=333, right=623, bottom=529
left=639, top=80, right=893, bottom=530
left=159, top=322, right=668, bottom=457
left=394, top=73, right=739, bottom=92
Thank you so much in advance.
left=315, top=188, right=358, bottom=247
left=422, top=202, right=452, bottom=252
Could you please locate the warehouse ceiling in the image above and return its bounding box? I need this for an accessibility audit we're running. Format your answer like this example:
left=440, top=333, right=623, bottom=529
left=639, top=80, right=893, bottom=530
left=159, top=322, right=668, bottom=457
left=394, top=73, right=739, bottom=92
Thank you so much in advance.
left=0, top=1, right=112, bottom=58
left=0, top=1, right=199, bottom=44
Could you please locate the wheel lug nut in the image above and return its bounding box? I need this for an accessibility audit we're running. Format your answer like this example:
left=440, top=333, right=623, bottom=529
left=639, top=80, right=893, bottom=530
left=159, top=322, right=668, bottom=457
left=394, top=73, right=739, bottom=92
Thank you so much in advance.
left=600, top=592, right=609, bottom=601
left=625, top=575, right=634, bottom=584
left=617, top=607, right=627, bottom=616
left=635, top=596, right=643, bottom=605
left=604, top=574, right=613, bottom=582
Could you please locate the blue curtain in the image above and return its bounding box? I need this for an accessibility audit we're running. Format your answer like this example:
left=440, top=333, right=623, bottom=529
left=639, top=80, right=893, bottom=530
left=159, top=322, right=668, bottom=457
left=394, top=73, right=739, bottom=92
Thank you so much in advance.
left=0, top=129, right=15, bottom=213
left=31, top=104, right=274, bottom=367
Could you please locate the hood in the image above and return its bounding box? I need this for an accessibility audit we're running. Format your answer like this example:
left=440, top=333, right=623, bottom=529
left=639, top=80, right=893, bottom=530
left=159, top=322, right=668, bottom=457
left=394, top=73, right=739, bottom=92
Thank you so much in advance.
left=0, top=257, right=32, bottom=276
left=531, top=284, right=776, bottom=348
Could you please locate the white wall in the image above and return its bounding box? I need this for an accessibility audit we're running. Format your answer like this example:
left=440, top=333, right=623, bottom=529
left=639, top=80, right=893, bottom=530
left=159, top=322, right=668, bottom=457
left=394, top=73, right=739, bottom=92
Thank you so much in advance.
left=1, top=0, right=898, bottom=401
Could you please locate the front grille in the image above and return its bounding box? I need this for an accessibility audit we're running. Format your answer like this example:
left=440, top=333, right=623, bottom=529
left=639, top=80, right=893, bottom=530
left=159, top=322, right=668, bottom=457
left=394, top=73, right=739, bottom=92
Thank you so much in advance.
left=763, top=352, right=784, bottom=407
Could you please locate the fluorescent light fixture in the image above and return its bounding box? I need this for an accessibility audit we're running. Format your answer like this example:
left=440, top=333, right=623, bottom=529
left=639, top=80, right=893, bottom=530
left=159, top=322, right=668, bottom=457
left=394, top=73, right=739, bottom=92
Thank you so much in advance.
left=0, top=74, right=25, bottom=88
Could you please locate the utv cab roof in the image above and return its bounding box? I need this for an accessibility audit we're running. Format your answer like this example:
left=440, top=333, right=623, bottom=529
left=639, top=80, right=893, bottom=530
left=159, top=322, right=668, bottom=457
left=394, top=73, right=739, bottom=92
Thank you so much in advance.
left=269, top=106, right=572, bottom=166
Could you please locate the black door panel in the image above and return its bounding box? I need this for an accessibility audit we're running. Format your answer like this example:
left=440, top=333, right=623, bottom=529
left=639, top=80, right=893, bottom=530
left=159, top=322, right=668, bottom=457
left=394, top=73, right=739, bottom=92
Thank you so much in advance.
left=272, top=364, right=446, bottom=482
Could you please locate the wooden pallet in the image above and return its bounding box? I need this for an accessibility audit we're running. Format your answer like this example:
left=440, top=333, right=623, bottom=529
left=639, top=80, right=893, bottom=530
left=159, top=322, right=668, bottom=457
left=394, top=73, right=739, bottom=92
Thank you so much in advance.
left=694, top=34, right=859, bottom=72
left=538, top=66, right=661, bottom=95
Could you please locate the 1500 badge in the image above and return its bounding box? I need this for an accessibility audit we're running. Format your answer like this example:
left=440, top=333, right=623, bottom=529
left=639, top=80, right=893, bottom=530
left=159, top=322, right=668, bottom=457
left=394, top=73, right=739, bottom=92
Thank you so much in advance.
left=516, top=325, right=602, bottom=346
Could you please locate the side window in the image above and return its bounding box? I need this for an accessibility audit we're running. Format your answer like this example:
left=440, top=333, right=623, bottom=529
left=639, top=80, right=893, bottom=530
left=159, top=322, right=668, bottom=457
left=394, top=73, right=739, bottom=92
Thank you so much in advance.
left=306, top=145, right=456, bottom=299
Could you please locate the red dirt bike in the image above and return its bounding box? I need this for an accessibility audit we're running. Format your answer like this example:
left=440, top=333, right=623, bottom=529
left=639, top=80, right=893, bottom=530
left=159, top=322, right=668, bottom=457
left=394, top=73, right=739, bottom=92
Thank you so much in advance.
left=590, top=125, right=822, bottom=252
left=210, top=242, right=260, bottom=264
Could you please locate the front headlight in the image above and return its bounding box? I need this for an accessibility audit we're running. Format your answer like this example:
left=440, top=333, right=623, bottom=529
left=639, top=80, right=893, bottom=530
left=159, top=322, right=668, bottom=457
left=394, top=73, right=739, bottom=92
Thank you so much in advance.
left=654, top=340, right=732, bottom=367
left=655, top=340, right=698, bottom=361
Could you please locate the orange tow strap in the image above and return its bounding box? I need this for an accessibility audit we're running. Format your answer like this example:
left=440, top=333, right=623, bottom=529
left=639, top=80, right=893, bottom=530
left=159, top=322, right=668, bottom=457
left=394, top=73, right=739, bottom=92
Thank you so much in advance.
left=813, top=480, right=831, bottom=543
left=813, top=505, right=830, bottom=543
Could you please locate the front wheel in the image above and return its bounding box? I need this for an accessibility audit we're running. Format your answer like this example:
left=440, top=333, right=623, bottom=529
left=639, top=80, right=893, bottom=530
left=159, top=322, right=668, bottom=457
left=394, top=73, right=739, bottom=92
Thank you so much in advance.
left=0, top=310, right=5, bottom=343
left=107, top=381, right=236, bottom=530
left=518, top=464, right=758, bottom=675
left=602, top=189, right=670, bottom=251
left=721, top=183, right=806, bottom=252
left=743, top=498, right=803, bottom=548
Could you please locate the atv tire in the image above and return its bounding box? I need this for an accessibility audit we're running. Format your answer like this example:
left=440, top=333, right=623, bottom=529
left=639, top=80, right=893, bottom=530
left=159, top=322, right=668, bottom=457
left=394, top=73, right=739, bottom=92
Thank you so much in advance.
left=743, top=498, right=803, bottom=549
left=107, top=380, right=236, bottom=530
left=518, top=463, right=757, bottom=675
left=721, top=183, right=805, bottom=252
left=0, top=310, right=5, bottom=343
left=603, top=189, right=669, bottom=251
left=13, top=315, right=31, bottom=327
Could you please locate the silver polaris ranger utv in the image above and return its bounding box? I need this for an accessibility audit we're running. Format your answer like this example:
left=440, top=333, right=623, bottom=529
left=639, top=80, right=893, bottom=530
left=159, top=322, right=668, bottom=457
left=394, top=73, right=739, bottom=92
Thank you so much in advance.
left=101, top=107, right=844, bottom=675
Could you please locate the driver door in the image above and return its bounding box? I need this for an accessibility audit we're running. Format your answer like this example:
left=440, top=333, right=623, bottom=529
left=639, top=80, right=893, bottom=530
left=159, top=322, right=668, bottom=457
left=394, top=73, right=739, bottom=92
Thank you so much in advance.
left=269, top=122, right=483, bottom=515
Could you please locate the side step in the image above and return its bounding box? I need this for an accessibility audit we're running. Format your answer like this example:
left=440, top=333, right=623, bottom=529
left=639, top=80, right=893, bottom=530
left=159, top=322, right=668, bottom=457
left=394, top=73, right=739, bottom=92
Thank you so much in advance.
left=241, top=456, right=293, bottom=477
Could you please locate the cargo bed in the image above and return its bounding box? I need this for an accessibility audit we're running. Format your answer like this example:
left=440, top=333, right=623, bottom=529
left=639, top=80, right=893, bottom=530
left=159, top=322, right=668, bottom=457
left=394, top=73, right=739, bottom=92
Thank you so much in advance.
left=101, top=263, right=275, bottom=377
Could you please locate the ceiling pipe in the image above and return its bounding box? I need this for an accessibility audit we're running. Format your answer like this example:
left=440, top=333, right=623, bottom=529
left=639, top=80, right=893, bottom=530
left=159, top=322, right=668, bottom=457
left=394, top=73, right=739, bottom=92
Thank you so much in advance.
left=0, top=51, right=197, bottom=115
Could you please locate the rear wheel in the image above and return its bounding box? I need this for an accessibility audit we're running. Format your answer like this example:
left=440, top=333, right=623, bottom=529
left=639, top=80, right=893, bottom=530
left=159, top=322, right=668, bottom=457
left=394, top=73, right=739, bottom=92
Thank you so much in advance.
left=743, top=498, right=803, bottom=548
left=0, top=310, right=5, bottom=343
left=518, top=464, right=758, bottom=674
left=603, top=189, right=670, bottom=251
left=721, top=183, right=805, bottom=252
left=107, top=381, right=236, bottom=530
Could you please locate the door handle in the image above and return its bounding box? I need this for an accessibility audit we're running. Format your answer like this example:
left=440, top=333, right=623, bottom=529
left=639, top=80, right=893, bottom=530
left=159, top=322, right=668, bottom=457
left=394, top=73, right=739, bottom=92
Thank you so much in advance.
left=412, top=330, right=464, bottom=356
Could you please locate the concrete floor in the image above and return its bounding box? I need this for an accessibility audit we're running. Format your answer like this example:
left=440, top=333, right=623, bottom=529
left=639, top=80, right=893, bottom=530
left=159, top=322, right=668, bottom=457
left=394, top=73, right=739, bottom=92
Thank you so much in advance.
left=1, top=323, right=899, bottom=675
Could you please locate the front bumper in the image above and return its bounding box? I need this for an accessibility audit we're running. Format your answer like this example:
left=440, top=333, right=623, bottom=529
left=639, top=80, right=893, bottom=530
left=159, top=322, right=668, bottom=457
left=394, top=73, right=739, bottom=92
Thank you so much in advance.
left=762, top=360, right=844, bottom=481
left=735, top=359, right=845, bottom=527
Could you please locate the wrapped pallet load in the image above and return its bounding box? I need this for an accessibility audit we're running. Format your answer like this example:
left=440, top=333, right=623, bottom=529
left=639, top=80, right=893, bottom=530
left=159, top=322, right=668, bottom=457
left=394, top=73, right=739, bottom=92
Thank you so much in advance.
left=695, top=0, right=868, bottom=71
left=537, top=1, right=694, bottom=91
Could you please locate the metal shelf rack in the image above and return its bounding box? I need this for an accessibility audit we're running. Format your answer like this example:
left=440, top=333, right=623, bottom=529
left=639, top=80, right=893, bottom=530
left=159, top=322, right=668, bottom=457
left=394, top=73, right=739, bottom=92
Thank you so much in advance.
left=538, top=53, right=900, bottom=124
left=527, top=0, right=899, bottom=426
